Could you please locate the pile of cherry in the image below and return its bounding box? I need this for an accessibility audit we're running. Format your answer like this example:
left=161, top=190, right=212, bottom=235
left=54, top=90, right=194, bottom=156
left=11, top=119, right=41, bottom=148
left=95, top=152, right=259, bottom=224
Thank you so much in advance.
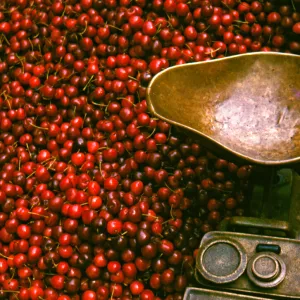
left=0, top=0, right=299, bottom=299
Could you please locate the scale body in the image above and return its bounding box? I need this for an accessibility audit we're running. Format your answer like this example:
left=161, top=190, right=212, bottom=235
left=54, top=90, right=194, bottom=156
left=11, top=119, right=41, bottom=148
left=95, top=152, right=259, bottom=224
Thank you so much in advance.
left=146, top=53, right=300, bottom=299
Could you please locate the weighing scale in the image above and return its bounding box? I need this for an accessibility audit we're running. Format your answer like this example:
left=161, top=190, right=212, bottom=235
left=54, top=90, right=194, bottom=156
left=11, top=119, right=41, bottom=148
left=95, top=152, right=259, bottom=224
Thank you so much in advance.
left=146, top=53, right=300, bottom=299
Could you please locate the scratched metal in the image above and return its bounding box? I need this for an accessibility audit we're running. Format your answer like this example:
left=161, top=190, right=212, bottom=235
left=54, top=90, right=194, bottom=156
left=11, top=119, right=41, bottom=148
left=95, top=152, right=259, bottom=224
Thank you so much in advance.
left=146, top=53, right=300, bottom=165
left=196, top=231, right=300, bottom=298
left=183, top=287, right=273, bottom=300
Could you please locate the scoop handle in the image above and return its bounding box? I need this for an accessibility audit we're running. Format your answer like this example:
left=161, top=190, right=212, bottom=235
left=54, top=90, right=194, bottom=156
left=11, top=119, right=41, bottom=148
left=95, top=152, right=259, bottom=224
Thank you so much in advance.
left=219, top=216, right=294, bottom=238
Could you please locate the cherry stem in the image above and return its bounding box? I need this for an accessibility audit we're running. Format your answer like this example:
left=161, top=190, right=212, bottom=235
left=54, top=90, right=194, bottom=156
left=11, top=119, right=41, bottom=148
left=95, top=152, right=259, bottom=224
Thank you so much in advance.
left=5, top=98, right=12, bottom=110
left=9, top=268, right=15, bottom=281
left=41, top=156, right=56, bottom=165
left=147, top=127, right=156, bottom=139
left=99, top=162, right=103, bottom=176
left=110, top=284, right=116, bottom=300
left=1, top=34, right=10, bottom=45
left=108, top=24, right=123, bottom=32
left=83, top=75, right=94, bottom=91
left=165, top=182, right=175, bottom=193
left=136, top=91, right=141, bottom=102
left=201, top=25, right=210, bottom=33
left=61, top=5, right=66, bottom=17
left=29, top=212, right=48, bottom=218
left=221, top=1, right=232, bottom=10
left=170, top=205, right=175, bottom=220
left=32, top=123, right=49, bottom=130
left=291, top=0, right=296, bottom=11
left=128, top=75, right=139, bottom=82
left=16, top=54, right=25, bottom=72
left=38, top=22, right=48, bottom=27
left=27, top=171, right=36, bottom=179
left=92, top=102, right=107, bottom=107
left=155, top=23, right=162, bottom=35
left=142, top=214, right=159, bottom=221
left=117, top=97, right=136, bottom=107
left=185, top=43, right=193, bottom=52
left=234, top=20, right=248, bottom=24
left=80, top=21, right=88, bottom=35
left=167, top=126, right=172, bottom=141
left=205, top=47, right=221, bottom=58
left=28, top=38, right=34, bottom=51
left=0, top=253, right=9, bottom=259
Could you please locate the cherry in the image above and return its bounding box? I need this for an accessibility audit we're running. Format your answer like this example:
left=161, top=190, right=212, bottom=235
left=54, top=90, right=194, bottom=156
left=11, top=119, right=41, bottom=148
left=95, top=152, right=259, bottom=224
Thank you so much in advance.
left=272, top=35, right=285, bottom=48
left=0, top=0, right=278, bottom=298
left=130, top=280, right=144, bottom=295
left=251, top=24, right=262, bottom=37
left=184, top=26, right=197, bottom=40
left=94, top=253, right=107, bottom=268
left=159, top=239, right=174, bottom=256
left=141, top=289, right=155, bottom=300
left=289, top=41, right=300, bottom=53
left=82, top=290, right=97, bottom=300
left=267, top=12, right=281, bottom=24
left=251, top=1, right=263, bottom=14
left=293, top=23, right=300, bottom=34
left=50, top=275, right=65, bottom=290
left=108, top=261, right=121, bottom=274
left=107, top=219, right=123, bottom=235
left=129, top=16, right=144, bottom=30
left=0, top=259, right=8, bottom=274
left=161, top=269, right=175, bottom=285
left=17, top=224, right=31, bottom=239
left=104, top=177, right=119, bottom=191
left=122, top=262, right=137, bottom=278
left=208, top=15, right=222, bottom=28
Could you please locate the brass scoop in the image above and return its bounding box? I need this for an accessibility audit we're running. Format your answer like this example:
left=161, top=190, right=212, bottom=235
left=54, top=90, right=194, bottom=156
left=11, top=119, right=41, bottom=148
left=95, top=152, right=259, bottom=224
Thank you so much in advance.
left=146, top=53, right=300, bottom=166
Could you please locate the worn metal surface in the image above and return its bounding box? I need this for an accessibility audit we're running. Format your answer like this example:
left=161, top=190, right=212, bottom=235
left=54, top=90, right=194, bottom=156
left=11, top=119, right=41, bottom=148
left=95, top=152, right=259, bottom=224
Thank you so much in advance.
left=249, top=169, right=293, bottom=220
left=219, top=169, right=300, bottom=239
left=196, top=238, right=247, bottom=284
left=289, top=172, right=300, bottom=239
left=218, top=217, right=293, bottom=237
left=146, top=53, right=300, bottom=165
left=247, top=252, right=286, bottom=288
left=183, top=287, right=273, bottom=300
left=196, top=231, right=300, bottom=298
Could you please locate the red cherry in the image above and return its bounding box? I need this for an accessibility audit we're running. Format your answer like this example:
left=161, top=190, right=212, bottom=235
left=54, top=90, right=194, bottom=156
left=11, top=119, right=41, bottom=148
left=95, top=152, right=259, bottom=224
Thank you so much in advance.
left=293, top=22, right=300, bottom=34
left=130, top=180, right=144, bottom=196
left=107, top=219, right=123, bottom=235
left=50, top=275, right=65, bottom=290
left=17, top=224, right=31, bottom=239
left=88, top=196, right=103, bottom=209
left=94, top=253, right=107, bottom=268
left=107, top=261, right=121, bottom=274
left=87, top=181, right=101, bottom=195
left=82, top=290, right=97, bottom=300
left=267, top=12, right=281, bottom=24
left=104, top=177, right=119, bottom=191
left=141, top=289, right=155, bottom=300
left=29, top=286, right=44, bottom=300
left=130, top=280, right=144, bottom=295
left=0, top=258, right=8, bottom=273
left=71, top=152, right=86, bottom=166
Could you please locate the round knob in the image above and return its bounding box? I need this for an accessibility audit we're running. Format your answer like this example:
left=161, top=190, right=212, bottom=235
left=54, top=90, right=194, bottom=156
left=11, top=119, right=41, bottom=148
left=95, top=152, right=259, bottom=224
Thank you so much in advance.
left=247, top=252, right=286, bottom=288
left=196, top=238, right=247, bottom=284
left=252, top=254, right=280, bottom=281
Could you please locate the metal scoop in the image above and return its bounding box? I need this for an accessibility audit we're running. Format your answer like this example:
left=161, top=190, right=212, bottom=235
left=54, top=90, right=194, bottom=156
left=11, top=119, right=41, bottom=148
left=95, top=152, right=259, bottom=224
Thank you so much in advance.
left=146, top=53, right=300, bottom=166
